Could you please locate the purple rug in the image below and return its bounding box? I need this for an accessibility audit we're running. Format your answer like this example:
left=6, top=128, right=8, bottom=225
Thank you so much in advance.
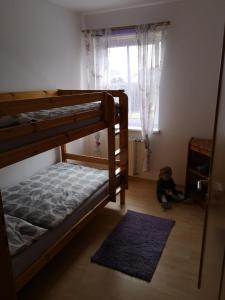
left=91, top=210, right=175, bottom=281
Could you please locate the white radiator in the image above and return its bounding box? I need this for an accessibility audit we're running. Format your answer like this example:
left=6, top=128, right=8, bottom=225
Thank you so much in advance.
left=115, top=137, right=137, bottom=176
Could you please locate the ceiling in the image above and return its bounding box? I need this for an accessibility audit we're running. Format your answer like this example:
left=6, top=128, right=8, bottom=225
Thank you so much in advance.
left=47, top=0, right=178, bottom=14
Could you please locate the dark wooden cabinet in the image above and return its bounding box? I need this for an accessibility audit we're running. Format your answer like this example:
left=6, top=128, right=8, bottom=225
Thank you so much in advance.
left=185, top=137, right=212, bottom=208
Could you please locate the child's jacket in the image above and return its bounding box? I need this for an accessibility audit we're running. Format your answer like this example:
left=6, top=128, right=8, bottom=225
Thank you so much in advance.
left=157, top=178, right=176, bottom=198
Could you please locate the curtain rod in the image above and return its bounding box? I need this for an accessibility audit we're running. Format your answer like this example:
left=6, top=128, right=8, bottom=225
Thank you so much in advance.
left=82, top=21, right=170, bottom=33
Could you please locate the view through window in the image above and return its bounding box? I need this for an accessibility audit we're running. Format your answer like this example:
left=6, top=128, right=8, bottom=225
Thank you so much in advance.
left=108, top=34, right=160, bottom=130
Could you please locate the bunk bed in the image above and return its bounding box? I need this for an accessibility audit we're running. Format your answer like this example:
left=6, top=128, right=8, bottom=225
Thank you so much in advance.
left=0, top=89, right=128, bottom=300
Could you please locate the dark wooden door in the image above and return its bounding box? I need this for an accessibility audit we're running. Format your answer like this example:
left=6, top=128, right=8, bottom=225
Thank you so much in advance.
left=199, top=25, right=225, bottom=300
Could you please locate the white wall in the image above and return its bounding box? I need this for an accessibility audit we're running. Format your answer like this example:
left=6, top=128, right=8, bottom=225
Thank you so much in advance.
left=0, top=151, right=59, bottom=188
left=0, top=0, right=82, bottom=187
left=82, top=0, right=225, bottom=185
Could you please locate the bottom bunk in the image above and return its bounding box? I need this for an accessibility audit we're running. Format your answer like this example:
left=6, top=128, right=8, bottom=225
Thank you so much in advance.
left=2, top=162, right=124, bottom=291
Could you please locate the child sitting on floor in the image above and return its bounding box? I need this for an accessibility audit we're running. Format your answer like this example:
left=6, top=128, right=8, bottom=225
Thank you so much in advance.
left=157, top=166, right=185, bottom=209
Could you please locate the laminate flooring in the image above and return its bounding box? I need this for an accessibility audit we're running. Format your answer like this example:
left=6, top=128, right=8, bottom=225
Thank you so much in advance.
left=18, top=178, right=204, bottom=300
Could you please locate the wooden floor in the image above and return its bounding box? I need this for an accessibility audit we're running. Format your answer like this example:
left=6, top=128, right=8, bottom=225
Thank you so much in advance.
left=18, top=178, right=205, bottom=300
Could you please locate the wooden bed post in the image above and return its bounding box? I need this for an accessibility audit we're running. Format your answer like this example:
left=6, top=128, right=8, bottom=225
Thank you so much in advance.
left=104, top=93, right=116, bottom=202
left=0, top=192, right=17, bottom=300
left=119, top=92, right=129, bottom=205
left=61, top=144, right=67, bottom=162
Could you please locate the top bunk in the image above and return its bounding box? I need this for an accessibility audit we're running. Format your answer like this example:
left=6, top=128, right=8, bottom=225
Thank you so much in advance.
left=0, top=89, right=128, bottom=169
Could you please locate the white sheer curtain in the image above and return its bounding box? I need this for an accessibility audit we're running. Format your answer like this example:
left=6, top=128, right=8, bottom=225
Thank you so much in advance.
left=83, top=29, right=111, bottom=156
left=137, top=25, right=166, bottom=171
left=83, top=25, right=167, bottom=168
left=84, top=29, right=111, bottom=90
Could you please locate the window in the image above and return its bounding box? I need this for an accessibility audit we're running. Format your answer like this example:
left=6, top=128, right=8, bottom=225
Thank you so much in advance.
left=108, top=33, right=160, bottom=130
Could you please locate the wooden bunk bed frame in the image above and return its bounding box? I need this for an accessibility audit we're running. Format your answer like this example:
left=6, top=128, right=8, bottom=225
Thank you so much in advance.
left=0, top=89, right=128, bottom=300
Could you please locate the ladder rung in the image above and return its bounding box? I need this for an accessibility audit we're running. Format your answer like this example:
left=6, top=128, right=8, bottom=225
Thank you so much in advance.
left=115, top=167, right=121, bottom=176
left=115, top=129, right=120, bottom=135
left=116, top=159, right=120, bottom=165
left=115, top=148, right=121, bottom=157
left=116, top=186, right=122, bottom=195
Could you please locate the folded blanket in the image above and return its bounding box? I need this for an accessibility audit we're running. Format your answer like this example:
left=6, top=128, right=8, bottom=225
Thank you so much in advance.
left=4, top=214, right=47, bottom=256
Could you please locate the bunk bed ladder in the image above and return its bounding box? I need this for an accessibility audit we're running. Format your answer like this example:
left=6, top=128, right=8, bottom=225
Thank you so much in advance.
left=106, top=91, right=128, bottom=205
left=120, top=91, right=128, bottom=192
left=115, top=92, right=128, bottom=205
left=104, top=93, right=117, bottom=203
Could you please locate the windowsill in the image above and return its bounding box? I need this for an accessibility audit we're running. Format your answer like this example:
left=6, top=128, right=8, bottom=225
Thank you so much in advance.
left=128, top=126, right=141, bottom=131
left=128, top=127, right=161, bottom=134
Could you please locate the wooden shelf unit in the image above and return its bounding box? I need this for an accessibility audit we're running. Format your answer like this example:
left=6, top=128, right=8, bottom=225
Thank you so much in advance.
left=185, top=137, right=212, bottom=208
